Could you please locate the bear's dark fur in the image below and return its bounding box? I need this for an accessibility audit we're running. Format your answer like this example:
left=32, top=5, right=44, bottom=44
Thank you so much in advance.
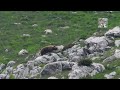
left=40, top=45, right=58, bottom=55
left=62, top=43, right=75, bottom=51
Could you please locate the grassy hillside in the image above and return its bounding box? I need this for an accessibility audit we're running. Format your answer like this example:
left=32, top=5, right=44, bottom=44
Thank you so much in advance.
left=0, top=11, right=120, bottom=64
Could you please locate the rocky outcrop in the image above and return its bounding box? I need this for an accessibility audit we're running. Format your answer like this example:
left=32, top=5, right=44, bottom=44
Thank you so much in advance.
left=68, top=63, right=105, bottom=79
left=2, top=26, right=120, bottom=79
left=85, top=36, right=110, bottom=53
left=41, top=61, right=75, bottom=76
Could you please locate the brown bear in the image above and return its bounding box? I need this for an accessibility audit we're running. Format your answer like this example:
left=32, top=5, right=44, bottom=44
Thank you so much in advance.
left=40, top=45, right=58, bottom=55
left=62, top=43, right=75, bottom=51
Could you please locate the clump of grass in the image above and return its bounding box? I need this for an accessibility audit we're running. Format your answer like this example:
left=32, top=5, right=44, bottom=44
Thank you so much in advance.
left=78, top=58, right=93, bottom=66
left=9, top=74, right=15, bottom=79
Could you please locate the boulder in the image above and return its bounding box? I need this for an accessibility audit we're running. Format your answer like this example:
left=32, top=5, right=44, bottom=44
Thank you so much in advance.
left=68, top=63, right=105, bottom=79
left=105, top=26, right=120, bottom=37
left=40, top=61, right=75, bottom=76
left=40, top=62, right=62, bottom=76
left=85, top=36, right=109, bottom=52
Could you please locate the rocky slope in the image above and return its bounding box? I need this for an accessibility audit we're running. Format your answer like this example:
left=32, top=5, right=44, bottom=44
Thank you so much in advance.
left=1, top=26, right=120, bottom=79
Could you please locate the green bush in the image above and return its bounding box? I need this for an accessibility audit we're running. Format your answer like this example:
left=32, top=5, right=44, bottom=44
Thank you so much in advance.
left=78, top=59, right=92, bottom=66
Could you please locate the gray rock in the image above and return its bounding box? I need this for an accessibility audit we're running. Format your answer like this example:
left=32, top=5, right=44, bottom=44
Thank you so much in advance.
left=0, top=74, right=6, bottom=79
left=114, top=49, right=120, bottom=58
left=41, top=61, right=75, bottom=76
left=17, top=64, right=25, bottom=69
left=105, top=26, right=120, bottom=37
left=85, top=36, right=109, bottom=52
left=27, top=61, right=35, bottom=70
left=7, top=61, right=15, bottom=67
left=68, top=65, right=94, bottom=79
left=0, top=63, right=5, bottom=71
left=115, top=40, right=120, bottom=47
left=103, top=55, right=116, bottom=63
left=22, top=34, right=31, bottom=37
left=48, top=76, right=58, bottom=79
left=104, top=71, right=116, bottom=79
left=61, top=61, right=75, bottom=70
left=57, top=57, right=68, bottom=61
left=6, top=66, right=13, bottom=74
left=92, top=63, right=105, bottom=72
left=22, top=67, right=29, bottom=77
left=70, top=56, right=81, bottom=62
left=44, top=29, right=53, bottom=34
left=41, top=62, right=62, bottom=76
left=57, top=53, right=64, bottom=58
left=18, top=49, right=28, bottom=56
left=91, top=57, right=100, bottom=61
left=76, top=48, right=84, bottom=56
left=51, top=53, right=61, bottom=61
left=68, top=53, right=77, bottom=60
left=68, top=63, right=105, bottom=79
left=35, top=55, right=56, bottom=64
left=30, top=66, right=42, bottom=76
left=6, top=74, right=10, bottom=79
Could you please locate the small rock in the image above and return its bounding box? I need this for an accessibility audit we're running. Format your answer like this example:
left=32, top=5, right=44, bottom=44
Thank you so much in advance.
left=6, top=66, right=13, bottom=74
left=14, top=23, right=21, bottom=25
left=115, top=40, right=120, bottom=47
left=18, top=49, right=28, bottom=56
left=114, top=49, right=120, bottom=58
left=91, top=57, right=99, bottom=61
left=0, top=74, right=6, bottom=79
left=48, top=76, right=58, bottom=79
left=44, top=29, right=53, bottom=34
left=5, top=49, right=9, bottom=52
left=32, top=24, right=38, bottom=27
left=70, top=56, right=81, bottom=62
left=27, top=61, right=35, bottom=70
left=22, top=34, right=31, bottom=37
left=0, top=63, right=5, bottom=71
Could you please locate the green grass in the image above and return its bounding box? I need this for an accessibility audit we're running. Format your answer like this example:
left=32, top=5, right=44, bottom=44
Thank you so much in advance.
left=1, top=11, right=120, bottom=65
left=40, top=70, right=70, bottom=79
